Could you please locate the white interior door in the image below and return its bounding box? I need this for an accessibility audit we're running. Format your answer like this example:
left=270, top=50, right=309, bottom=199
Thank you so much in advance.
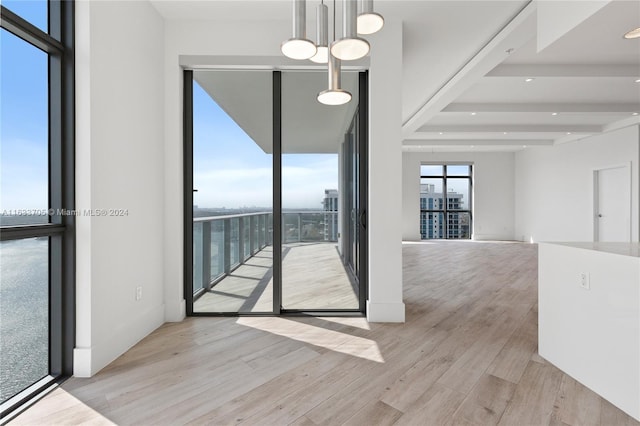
left=594, top=165, right=630, bottom=242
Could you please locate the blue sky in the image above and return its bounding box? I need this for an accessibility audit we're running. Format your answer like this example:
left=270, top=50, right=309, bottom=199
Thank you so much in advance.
left=1, top=5, right=49, bottom=212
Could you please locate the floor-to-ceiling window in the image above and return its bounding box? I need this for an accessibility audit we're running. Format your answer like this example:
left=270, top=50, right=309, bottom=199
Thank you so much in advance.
left=0, top=1, right=74, bottom=418
left=420, top=164, right=472, bottom=239
left=184, top=69, right=367, bottom=315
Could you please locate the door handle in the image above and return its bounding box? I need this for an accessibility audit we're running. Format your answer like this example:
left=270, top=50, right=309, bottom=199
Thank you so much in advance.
left=598, top=214, right=603, bottom=218
left=193, top=189, right=198, bottom=192
left=359, top=210, right=367, bottom=229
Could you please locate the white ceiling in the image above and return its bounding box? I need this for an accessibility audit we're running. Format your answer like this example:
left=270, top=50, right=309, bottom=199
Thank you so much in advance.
left=195, top=69, right=359, bottom=154
left=152, top=0, right=640, bottom=153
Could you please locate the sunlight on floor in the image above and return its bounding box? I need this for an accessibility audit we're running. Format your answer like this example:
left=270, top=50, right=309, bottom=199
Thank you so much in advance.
left=318, top=316, right=371, bottom=330
left=10, top=387, right=115, bottom=425
left=237, top=317, right=384, bottom=363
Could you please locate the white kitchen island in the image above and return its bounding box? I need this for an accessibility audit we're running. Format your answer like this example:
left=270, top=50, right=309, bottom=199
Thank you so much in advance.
left=539, top=242, right=640, bottom=421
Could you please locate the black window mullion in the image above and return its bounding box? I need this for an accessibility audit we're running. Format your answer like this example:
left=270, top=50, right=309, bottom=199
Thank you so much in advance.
left=0, top=6, right=63, bottom=54
left=420, top=164, right=472, bottom=240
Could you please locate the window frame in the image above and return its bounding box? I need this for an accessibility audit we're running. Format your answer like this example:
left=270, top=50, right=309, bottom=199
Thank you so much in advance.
left=0, top=1, right=75, bottom=418
left=419, top=164, right=472, bottom=240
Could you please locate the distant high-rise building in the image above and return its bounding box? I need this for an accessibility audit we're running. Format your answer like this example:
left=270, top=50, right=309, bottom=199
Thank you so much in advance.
left=323, top=189, right=339, bottom=241
left=420, top=184, right=469, bottom=239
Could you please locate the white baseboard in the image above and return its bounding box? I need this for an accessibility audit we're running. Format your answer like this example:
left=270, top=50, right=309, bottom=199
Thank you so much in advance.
left=367, top=301, right=406, bottom=323
left=73, top=303, right=165, bottom=377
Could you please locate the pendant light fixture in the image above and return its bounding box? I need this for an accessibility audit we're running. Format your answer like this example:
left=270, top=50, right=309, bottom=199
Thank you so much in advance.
left=318, top=54, right=352, bottom=105
left=357, top=0, right=384, bottom=35
left=281, top=0, right=317, bottom=60
left=310, top=1, right=329, bottom=63
left=331, top=0, right=370, bottom=61
left=318, top=0, right=351, bottom=105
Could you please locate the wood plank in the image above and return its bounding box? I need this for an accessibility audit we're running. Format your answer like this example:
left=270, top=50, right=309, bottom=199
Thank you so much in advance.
left=342, top=401, right=404, bottom=426
left=551, top=375, right=602, bottom=426
left=486, top=306, right=538, bottom=384
left=393, top=383, right=466, bottom=426
left=450, top=374, right=517, bottom=426
left=498, top=360, right=564, bottom=426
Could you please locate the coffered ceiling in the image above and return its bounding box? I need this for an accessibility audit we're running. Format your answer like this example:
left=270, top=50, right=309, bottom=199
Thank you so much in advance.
left=151, top=0, right=640, bottom=153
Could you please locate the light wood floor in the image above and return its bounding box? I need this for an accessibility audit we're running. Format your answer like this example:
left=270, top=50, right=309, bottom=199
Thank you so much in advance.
left=10, top=241, right=639, bottom=425
left=194, top=243, right=358, bottom=313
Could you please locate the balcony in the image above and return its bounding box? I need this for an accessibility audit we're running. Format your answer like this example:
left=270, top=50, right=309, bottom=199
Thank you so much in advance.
left=193, top=211, right=357, bottom=313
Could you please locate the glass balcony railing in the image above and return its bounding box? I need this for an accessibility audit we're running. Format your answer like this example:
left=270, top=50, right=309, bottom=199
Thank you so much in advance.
left=192, top=211, right=338, bottom=297
left=282, top=211, right=338, bottom=244
left=193, top=212, right=273, bottom=297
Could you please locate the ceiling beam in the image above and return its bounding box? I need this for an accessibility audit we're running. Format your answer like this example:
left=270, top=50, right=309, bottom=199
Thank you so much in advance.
left=442, top=103, right=640, bottom=114
left=402, top=1, right=537, bottom=137
left=403, top=139, right=552, bottom=146
left=486, top=64, right=640, bottom=78
left=415, top=125, right=602, bottom=133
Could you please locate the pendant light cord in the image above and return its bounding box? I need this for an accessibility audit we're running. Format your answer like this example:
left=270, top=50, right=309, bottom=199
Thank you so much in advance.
left=332, top=0, right=336, bottom=43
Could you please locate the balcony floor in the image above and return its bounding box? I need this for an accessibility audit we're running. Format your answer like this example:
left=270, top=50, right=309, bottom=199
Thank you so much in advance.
left=194, top=242, right=359, bottom=313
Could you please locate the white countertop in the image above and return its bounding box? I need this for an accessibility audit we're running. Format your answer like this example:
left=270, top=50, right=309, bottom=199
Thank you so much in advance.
left=542, top=242, right=640, bottom=258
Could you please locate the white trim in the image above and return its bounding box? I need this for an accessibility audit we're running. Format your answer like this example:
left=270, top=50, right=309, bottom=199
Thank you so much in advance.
left=592, top=162, right=632, bottom=242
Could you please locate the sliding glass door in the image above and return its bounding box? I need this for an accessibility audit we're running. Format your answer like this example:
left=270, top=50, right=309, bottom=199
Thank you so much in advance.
left=184, top=70, right=367, bottom=315
left=280, top=71, right=360, bottom=311
left=188, top=70, right=273, bottom=314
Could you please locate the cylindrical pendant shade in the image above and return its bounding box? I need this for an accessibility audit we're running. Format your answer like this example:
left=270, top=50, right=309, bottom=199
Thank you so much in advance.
left=281, top=0, right=317, bottom=60
left=310, top=3, right=329, bottom=63
left=358, top=0, right=384, bottom=35
left=331, top=0, right=370, bottom=61
left=318, top=54, right=352, bottom=105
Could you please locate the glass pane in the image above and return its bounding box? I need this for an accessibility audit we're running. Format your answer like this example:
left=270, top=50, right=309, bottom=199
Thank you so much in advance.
left=447, top=178, right=470, bottom=210
left=193, top=222, right=203, bottom=292
left=282, top=70, right=359, bottom=310
left=2, top=1, right=48, bottom=33
left=421, top=212, right=444, bottom=239
left=0, top=238, right=49, bottom=404
left=420, top=178, right=444, bottom=210
left=230, top=218, right=239, bottom=267
left=420, top=165, right=443, bottom=176
left=0, top=29, right=49, bottom=226
left=211, top=220, right=224, bottom=280
left=192, top=70, right=273, bottom=313
left=447, top=165, right=471, bottom=176
left=448, top=212, right=471, bottom=239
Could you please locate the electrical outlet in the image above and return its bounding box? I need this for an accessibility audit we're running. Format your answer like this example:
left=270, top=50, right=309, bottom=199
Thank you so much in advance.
left=579, top=272, right=590, bottom=290
left=136, top=286, right=143, bottom=301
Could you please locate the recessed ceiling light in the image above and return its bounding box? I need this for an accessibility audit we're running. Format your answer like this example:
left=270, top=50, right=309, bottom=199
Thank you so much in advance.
left=551, top=112, right=558, bottom=116
left=503, top=132, right=508, bottom=135
left=624, top=27, right=640, bottom=39
left=633, top=112, right=639, bottom=116
left=635, top=78, right=640, bottom=83
left=522, top=145, right=527, bottom=148
left=525, top=78, right=535, bottom=82
left=470, top=145, right=475, bottom=148
left=439, top=132, right=444, bottom=135
left=471, top=112, right=477, bottom=116
left=566, top=132, right=572, bottom=135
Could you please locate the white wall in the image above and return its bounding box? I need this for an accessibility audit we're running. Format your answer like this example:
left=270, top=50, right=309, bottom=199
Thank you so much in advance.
left=75, top=0, right=165, bottom=376
left=515, top=125, right=640, bottom=243
left=402, top=151, right=515, bottom=241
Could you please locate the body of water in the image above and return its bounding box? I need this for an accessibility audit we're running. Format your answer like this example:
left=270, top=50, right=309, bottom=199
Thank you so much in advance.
left=0, top=237, right=49, bottom=404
